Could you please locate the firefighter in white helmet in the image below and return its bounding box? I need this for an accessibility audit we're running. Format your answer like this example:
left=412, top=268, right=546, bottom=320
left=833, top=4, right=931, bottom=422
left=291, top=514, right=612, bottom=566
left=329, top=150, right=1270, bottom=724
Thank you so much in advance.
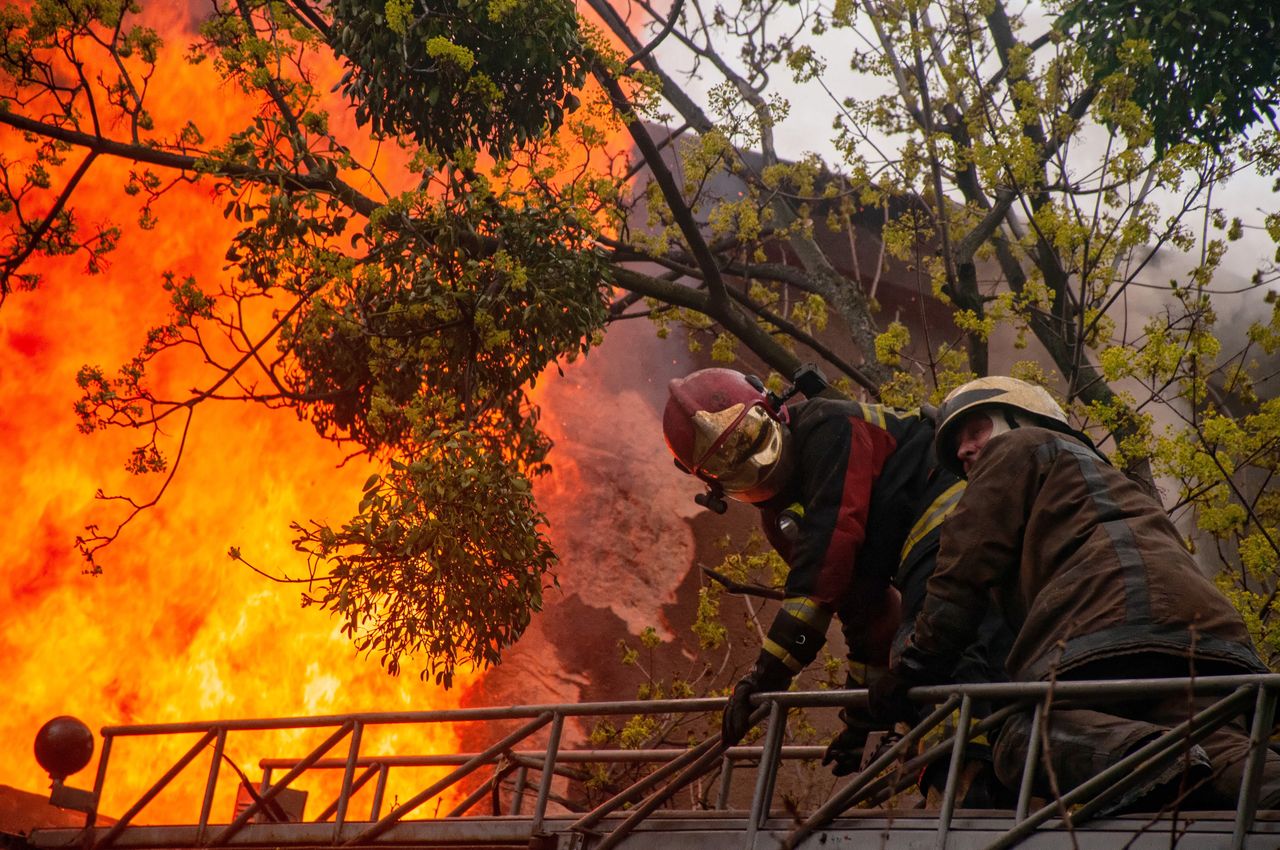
left=870, top=375, right=1280, bottom=810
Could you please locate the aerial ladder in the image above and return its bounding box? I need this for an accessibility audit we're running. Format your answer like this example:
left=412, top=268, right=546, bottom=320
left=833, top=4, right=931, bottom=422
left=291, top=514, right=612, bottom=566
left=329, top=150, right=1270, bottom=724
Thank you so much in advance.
left=7, top=675, right=1280, bottom=849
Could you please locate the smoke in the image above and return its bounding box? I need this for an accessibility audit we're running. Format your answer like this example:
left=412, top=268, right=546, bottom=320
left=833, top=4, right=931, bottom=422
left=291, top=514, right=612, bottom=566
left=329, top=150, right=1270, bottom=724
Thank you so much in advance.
left=472, top=317, right=705, bottom=710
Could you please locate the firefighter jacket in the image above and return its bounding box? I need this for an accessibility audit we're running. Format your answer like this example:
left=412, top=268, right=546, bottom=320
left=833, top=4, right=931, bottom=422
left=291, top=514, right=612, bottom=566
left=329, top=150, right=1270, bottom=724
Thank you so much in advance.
left=899, top=426, right=1266, bottom=684
left=751, top=397, right=965, bottom=681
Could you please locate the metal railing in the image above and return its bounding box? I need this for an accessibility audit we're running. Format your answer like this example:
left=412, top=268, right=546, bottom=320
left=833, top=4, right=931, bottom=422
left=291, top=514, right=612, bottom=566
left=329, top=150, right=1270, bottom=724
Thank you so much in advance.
left=21, top=674, right=1280, bottom=850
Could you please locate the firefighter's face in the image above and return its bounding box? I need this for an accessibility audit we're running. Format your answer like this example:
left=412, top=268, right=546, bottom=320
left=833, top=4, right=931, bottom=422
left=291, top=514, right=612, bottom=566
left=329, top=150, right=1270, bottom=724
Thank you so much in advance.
left=955, top=411, right=994, bottom=476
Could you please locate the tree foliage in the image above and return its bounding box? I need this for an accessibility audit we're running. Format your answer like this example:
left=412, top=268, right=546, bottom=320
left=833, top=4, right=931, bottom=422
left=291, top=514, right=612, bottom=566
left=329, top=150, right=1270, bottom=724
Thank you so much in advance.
left=331, top=0, right=588, bottom=156
left=3, top=0, right=1280, bottom=683
left=3, top=0, right=614, bottom=684
left=1060, top=0, right=1280, bottom=151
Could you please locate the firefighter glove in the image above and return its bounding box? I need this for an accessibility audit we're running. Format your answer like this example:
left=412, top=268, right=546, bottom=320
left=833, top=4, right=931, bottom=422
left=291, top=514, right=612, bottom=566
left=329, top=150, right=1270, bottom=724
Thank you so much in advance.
left=722, top=654, right=792, bottom=746
left=867, top=669, right=915, bottom=726
left=821, top=667, right=887, bottom=776
left=821, top=709, right=877, bottom=776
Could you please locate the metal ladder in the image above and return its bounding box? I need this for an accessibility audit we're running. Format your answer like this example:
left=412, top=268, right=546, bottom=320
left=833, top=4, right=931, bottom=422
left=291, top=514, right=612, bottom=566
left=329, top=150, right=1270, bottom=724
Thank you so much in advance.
left=14, top=675, right=1280, bottom=850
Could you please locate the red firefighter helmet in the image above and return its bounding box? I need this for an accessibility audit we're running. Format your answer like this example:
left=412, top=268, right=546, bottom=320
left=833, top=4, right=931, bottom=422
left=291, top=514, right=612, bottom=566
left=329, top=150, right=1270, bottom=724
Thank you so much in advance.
left=663, top=368, right=794, bottom=504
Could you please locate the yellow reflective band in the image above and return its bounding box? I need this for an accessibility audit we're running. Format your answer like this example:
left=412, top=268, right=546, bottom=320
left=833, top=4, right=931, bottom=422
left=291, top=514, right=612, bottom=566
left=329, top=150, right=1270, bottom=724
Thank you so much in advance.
left=846, top=661, right=889, bottom=687
left=900, top=481, right=966, bottom=561
left=922, top=708, right=990, bottom=749
left=866, top=404, right=887, bottom=429
left=853, top=402, right=888, bottom=430
left=762, top=638, right=806, bottom=674
left=782, top=596, right=832, bottom=632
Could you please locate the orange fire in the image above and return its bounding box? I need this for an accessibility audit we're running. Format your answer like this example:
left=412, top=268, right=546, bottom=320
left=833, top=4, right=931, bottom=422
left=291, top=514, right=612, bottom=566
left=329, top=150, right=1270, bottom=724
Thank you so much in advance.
left=0, top=0, right=632, bottom=826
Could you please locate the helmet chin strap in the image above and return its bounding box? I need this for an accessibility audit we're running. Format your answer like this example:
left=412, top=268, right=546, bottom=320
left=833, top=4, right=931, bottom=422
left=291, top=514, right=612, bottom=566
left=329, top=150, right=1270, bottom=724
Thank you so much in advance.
left=984, top=410, right=1013, bottom=441
left=694, top=480, right=729, bottom=514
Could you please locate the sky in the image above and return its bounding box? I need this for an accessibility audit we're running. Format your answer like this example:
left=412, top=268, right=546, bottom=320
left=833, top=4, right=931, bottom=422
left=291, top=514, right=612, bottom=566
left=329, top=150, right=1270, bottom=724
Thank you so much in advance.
left=662, top=0, right=1278, bottom=301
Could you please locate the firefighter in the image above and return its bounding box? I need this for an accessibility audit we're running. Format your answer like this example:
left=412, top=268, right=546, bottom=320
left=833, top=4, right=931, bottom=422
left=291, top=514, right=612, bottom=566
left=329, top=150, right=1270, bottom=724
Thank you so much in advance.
left=870, top=376, right=1280, bottom=810
left=662, top=367, right=1006, bottom=779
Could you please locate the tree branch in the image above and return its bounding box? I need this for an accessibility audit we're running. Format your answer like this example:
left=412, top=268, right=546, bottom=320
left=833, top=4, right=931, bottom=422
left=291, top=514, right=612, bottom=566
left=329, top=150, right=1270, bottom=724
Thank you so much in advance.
left=0, top=110, right=381, bottom=217
left=1, top=150, right=98, bottom=288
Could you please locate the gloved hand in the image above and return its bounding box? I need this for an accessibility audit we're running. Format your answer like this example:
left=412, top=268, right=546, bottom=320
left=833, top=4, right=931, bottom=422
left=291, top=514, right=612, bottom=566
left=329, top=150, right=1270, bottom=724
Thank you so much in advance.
left=867, top=668, right=915, bottom=726
left=821, top=710, right=876, bottom=776
left=722, top=654, right=792, bottom=746
left=722, top=678, right=760, bottom=746
left=822, top=669, right=885, bottom=776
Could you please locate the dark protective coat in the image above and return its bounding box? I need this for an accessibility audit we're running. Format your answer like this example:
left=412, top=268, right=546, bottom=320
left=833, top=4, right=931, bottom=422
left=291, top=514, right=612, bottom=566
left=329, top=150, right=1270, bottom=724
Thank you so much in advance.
left=900, top=426, right=1265, bottom=683
left=751, top=397, right=968, bottom=677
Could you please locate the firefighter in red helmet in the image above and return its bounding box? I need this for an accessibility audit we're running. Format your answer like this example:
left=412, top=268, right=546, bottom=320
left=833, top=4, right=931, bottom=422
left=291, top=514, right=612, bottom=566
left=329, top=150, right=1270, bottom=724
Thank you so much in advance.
left=663, top=368, right=796, bottom=506
left=664, top=367, right=1008, bottom=778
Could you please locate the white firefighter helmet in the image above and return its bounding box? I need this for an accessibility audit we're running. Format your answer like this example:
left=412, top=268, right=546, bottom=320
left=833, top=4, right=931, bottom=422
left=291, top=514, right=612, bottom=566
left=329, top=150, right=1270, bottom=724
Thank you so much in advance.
left=934, top=376, right=1068, bottom=477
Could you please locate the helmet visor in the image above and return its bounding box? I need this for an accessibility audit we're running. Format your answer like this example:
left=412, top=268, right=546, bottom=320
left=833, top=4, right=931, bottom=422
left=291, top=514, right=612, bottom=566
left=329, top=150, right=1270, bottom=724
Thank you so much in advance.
left=691, top=403, right=787, bottom=494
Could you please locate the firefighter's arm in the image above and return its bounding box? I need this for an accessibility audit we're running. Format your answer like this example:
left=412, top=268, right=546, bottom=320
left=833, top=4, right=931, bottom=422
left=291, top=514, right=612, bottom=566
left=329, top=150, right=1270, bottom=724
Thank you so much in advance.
left=759, top=596, right=834, bottom=675
left=722, top=598, right=833, bottom=745
left=730, top=415, right=896, bottom=741
left=897, top=434, right=1033, bottom=681
left=843, top=572, right=901, bottom=667
left=748, top=581, right=897, bottom=692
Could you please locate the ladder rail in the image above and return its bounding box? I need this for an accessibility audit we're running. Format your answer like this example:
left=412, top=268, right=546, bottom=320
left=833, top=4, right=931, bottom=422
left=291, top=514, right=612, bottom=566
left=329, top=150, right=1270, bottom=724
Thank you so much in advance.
left=24, top=674, right=1280, bottom=850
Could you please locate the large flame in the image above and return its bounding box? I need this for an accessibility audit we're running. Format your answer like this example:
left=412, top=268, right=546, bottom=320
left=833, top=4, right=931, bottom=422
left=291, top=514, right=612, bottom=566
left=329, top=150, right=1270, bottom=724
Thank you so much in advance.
left=0, top=0, right=633, bottom=826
